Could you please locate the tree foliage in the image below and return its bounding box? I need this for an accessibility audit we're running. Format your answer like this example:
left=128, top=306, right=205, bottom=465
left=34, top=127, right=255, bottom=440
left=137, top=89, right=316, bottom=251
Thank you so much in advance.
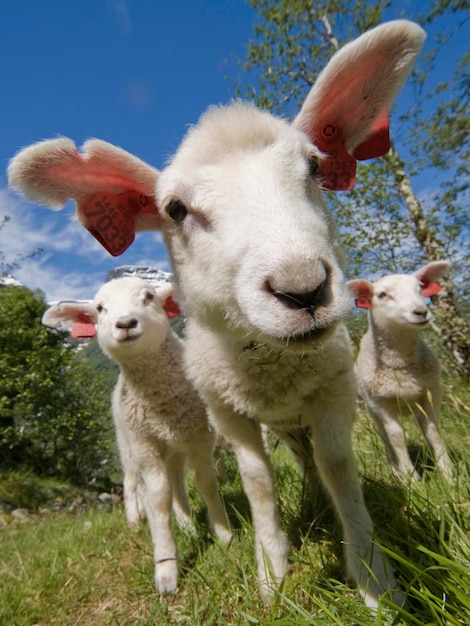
left=0, top=285, right=116, bottom=484
left=0, top=215, right=43, bottom=277
left=237, top=0, right=470, bottom=375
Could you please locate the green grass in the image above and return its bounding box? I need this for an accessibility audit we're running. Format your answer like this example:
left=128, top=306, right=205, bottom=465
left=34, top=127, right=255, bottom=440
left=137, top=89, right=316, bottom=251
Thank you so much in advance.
left=1, top=382, right=469, bottom=625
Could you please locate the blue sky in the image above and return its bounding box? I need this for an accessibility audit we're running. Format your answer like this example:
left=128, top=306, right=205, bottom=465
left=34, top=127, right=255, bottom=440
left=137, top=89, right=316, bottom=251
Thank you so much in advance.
left=0, top=0, right=255, bottom=301
left=0, top=1, right=467, bottom=302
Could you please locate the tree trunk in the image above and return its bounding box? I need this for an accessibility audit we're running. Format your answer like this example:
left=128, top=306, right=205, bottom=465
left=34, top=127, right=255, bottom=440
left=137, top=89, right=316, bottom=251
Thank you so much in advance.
left=384, top=146, right=470, bottom=377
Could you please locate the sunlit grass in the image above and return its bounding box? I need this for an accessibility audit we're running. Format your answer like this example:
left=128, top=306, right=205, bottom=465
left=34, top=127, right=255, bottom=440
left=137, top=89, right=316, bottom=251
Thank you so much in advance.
left=1, top=381, right=469, bottom=625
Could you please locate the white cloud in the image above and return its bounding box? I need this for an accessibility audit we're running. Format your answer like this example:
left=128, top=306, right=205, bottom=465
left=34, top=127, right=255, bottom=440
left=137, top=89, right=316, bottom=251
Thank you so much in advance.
left=14, top=257, right=106, bottom=303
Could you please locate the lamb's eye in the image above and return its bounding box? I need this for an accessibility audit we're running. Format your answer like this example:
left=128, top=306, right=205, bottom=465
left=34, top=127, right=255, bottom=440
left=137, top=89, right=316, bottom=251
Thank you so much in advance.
left=377, top=292, right=387, bottom=299
left=144, top=291, right=154, bottom=303
left=308, top=156, right=320, bottom=178
left=96, top=303, right=104, bottom=313
left=167, top=199, right=188, bottom=223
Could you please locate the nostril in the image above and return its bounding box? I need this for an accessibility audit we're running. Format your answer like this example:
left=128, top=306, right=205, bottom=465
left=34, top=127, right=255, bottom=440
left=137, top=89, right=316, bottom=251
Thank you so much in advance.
left=413, top=308, right=428, bottom=319
left=270, top=280, right=329, bottom=313
left=116, top=318, right=138, bottom=330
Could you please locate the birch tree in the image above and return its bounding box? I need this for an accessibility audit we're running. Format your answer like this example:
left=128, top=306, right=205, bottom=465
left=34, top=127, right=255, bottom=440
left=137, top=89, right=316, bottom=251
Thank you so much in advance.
left=238, top=0, right=470, bottom=376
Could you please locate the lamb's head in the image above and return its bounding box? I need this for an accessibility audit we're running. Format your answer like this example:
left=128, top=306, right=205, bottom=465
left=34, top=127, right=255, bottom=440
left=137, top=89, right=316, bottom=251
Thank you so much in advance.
left=348, top=261, right=450, bottom=330
left=42, top=277, right=178, bottom=362
left=92, top=278, right=174, bottom=360
left=157, top=103, right=351, bottom=348
left=10, top=21, right=425, bottom=350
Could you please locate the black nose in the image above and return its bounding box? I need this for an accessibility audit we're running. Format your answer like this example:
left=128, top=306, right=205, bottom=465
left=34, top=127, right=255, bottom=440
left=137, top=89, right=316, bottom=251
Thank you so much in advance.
left=115, top=317, right=138, bottom=330
left=271, top=280, right=329, bottom=314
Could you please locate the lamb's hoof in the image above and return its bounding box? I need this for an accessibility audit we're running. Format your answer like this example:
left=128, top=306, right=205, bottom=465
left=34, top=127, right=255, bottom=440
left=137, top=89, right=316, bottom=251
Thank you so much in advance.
left=155, top=559, right=178, bottom=595
left=215, top=525, right=236, bottom=545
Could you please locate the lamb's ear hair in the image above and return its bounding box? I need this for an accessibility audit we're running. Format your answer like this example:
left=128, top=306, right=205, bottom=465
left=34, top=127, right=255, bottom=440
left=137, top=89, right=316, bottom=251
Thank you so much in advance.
left=155, top=284, right=181, bottom=319
left=413, top=260, right=450, bottom=297
left=347, top=279, right=373, bottom=310
left=42, top=302, right=97, bottom=338
left=293, top=20, right=425, bottom=190
left=8, top=138, right=162, bottom=256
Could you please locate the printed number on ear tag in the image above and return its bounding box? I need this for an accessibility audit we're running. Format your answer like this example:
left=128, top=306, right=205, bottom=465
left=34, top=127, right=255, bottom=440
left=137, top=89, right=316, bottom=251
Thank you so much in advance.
left=316, top=124, right=356, bottom=191
left=83, top=190, right=154, bottom=256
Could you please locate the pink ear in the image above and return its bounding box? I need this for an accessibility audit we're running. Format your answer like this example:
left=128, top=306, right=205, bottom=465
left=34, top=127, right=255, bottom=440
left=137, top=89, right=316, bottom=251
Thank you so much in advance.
left=8, top=137, right=162, bottom=256
left=163, top=295, right=181, bottom=318
left=413, top=260, right=450, bottom=297
left=347, top=280, right=372, bottom=309
left=293, top=21, right=425, bottom=191
left=70, top=314, right=96, bottom=338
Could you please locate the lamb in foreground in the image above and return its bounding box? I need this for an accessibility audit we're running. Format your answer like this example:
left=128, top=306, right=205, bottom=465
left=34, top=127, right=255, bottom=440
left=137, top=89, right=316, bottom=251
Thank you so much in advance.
left=9, top=21, right=426, bottom=608
left=348, top=262, right=453, bottom=482
left=42, top=277, right=233, bottom=594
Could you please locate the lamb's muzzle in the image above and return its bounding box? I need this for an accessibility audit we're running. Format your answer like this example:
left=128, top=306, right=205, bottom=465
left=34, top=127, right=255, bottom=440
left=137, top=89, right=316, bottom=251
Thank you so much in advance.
left=115, top=317, right=138, bottom=329
left=267, top=261, right=330, bottom=314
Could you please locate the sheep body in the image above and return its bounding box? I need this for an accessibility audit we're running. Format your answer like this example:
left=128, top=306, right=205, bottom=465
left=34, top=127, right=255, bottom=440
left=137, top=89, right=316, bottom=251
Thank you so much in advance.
left=42, top=277, right=232, bottom=593
left=9, top=20, right=426, bottom=608
left=162, top=107, right=387, bottom=603
left=348, top=262, right=453, bottom=482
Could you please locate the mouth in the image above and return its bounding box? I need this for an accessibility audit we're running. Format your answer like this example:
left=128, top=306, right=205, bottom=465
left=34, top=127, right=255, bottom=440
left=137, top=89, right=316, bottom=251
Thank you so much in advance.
left=115, top=332, right=141, bottom=343
left=284, top=324, right=334, bottom=344
left=260, top=321, right=336, bottom=351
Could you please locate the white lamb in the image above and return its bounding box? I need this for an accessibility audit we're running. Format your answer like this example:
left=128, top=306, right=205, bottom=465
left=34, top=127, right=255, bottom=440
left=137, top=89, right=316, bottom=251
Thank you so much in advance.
left=348, top=262, right=453, bottom=483
left=9, top=21, right=425, bottom=608
left=42, top=277, right=233, bottom=594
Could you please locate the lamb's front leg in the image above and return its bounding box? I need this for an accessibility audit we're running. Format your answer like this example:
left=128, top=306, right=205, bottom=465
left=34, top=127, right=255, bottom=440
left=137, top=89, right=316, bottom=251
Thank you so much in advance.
left=140, top=455, right=178, bottom=594
left=187, top=435, right=234, bottom=544
left=367, top=398, right=420, bottom=482
left=114, top=419, right=146, bottom=525
left=311, top=409, right=400, bottom=609
left=415, top=393, right=453, bottom=481
left=167, top=452, right=197, bottom=535
left=211, top=406, right=289, bottom=601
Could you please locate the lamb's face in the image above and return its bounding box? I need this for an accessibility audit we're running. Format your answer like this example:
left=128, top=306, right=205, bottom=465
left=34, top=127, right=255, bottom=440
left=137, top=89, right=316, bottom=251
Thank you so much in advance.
left=94, top=277, right=170, bottom=361
left=158, top=104, right=350, bottom=350
left=370, top=274, right=430, bottom=328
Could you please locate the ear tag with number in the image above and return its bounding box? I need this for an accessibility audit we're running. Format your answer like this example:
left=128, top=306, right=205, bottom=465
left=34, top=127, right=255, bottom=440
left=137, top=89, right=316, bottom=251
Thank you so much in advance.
left=71, top=314, right=96, bottom=339
left=316, top=124, right=357, bottom=191
left=421, top=282, right=442, bottom=298
left=353, top=111, right=390, bottom=161
left=164, top=295, right=181, bottom=319
left=83, top=190, right=158, bottom=256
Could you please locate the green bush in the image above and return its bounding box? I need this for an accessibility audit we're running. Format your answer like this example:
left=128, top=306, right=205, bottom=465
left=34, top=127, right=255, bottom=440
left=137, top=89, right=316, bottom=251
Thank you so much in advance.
left=0, top=285, right=117, bottom=485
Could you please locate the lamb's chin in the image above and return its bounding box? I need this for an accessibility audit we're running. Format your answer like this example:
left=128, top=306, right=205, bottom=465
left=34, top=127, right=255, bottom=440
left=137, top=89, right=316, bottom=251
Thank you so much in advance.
left=244, top=322, right=337, bottom=354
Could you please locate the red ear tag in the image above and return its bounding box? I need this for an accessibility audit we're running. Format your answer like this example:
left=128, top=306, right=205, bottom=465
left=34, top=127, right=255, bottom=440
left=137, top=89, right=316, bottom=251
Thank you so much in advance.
left=422, top=282, right=442, bottom=297
left=71, top=314, right=96, bottom=338
left=164, top=295, right=181, bottom=319
left=83, top=191, right=158, bottom=256
left=316, top=124, right=357, bottom=191
left=355, top=297, right=371, bottom=310
left=353, top=111, right=390, bottom=161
